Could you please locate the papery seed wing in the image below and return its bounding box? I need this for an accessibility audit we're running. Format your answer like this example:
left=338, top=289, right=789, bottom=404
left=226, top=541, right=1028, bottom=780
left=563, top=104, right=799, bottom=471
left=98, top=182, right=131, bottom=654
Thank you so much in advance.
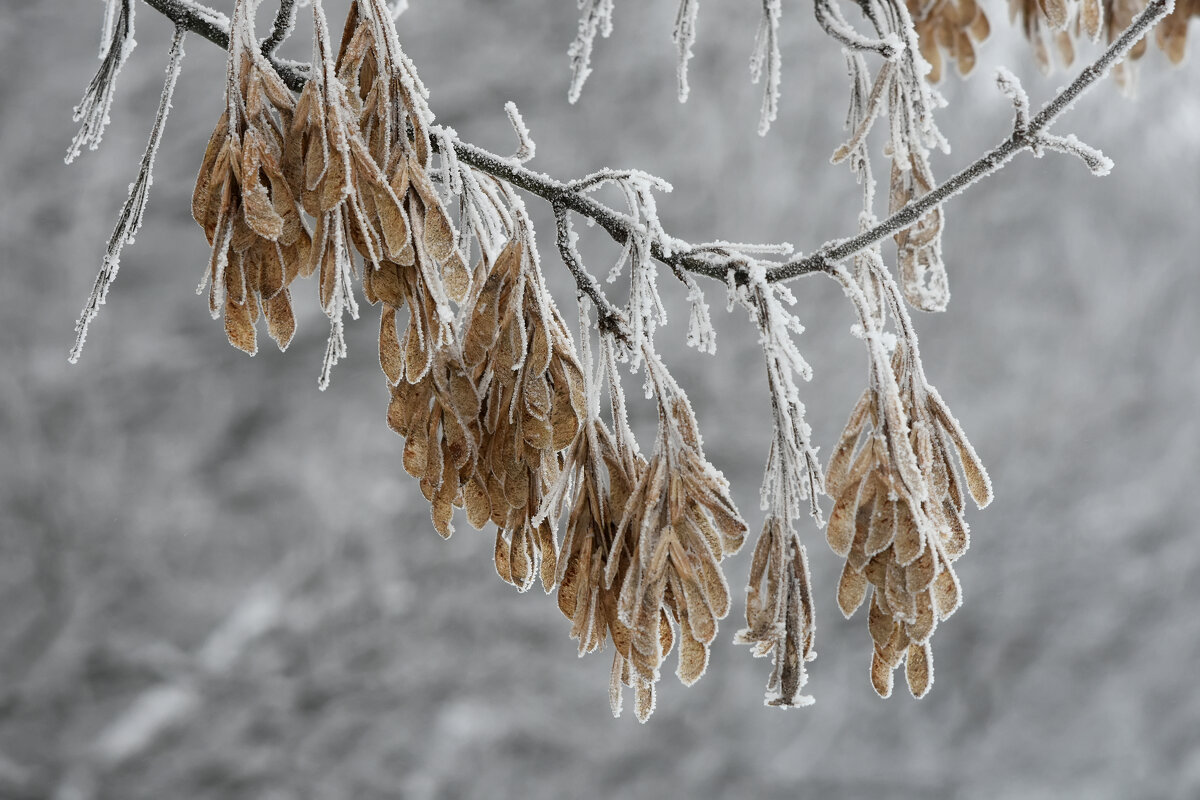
left=892, top=500, right=925, bottom=566
left=676, top=626, right=708, bottom=686
left=928, top=387, right=992, bottom=508
left=193, top=114, right=230, bottom=224
left=931, top=565, right=962, bottom=620
left=837, top=560, right=868, bottom=618
left=868, top=590, right=895, bottom=649
left=905, top=641, right=934, bottom=698
left=871, top=648, right=895, bottom=698
left=826, top=479, right=862, bottom=557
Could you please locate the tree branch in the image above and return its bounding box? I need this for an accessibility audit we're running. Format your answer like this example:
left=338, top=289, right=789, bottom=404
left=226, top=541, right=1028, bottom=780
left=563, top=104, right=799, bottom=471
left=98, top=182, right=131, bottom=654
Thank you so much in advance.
left=769, top=0, right=1174, bottom=281
left=137, top=0, right=1172, bottom=294
left=141, top=0, right=310, bottom=88
left=260, top=0, right=297, bottom=59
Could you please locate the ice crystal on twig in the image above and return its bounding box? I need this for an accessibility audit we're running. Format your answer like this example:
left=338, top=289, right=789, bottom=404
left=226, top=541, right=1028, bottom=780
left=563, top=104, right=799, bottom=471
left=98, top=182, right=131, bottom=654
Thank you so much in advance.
left=261, top=0, right=298, bottom=59
left=504, top=101, right=536, bottom=163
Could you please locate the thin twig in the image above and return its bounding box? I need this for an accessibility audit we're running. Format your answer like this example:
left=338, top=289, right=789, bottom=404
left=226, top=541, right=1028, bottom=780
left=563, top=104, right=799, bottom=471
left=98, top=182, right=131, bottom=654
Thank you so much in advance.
left=70, top=26, right=186, bottom=363
left=553, top=202, right=631, bottom=341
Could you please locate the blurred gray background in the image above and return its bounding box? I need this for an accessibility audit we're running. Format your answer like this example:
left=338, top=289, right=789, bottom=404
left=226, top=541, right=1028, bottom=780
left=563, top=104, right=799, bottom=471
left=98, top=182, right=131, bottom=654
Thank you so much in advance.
left=2, top=1, right=1199, bottom=798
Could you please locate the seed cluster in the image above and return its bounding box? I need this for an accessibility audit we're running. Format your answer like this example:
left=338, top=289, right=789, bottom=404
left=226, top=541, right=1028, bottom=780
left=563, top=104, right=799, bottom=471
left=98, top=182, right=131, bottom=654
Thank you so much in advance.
left=826, top=341, right=991, bottom=697
left=191, top=0, right=750, bottom=722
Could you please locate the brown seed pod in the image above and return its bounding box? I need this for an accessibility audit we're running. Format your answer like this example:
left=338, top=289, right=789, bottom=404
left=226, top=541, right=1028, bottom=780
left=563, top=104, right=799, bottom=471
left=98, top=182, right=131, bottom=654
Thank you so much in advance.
left=193, top=0, right=311, bottom=355
left=462, top=237, right=587, bottom=593
left=910, top=0, right=992, bottom=82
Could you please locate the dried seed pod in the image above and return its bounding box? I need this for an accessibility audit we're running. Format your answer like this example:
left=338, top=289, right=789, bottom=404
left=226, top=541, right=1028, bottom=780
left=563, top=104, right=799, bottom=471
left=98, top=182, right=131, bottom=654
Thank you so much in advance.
left=910, top=0, right=992, bottom=82
left=905, top=640, right=934, bottom=698
left=601, top=350, right=747, bottom=718
left=890, top=154, right=949, bottom=313
left=463, top=236, right=587, bottom=593
left=193, top=0, right=310, bottom=355
left=713, top=516, right=813, bottom=695
left=837, top=559, right=869, bottom=618
left=826, top=332, right=989, bottom=700
left=932, top=566, right=962, bottom=619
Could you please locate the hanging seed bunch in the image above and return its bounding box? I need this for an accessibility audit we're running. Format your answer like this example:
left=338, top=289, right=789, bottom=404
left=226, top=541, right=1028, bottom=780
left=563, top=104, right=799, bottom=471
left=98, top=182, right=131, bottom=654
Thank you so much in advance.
left=826, top=266, right=992, bottom=698
left=283, top=0, right=445, bottom=387
left=334, top=0, right=471, bottom=298
left=372, top=184, right=479, bottom=542
left=336, top=0, right=436, bottom=171
left=730, top=268, right=822, bottom=707
left=596, top=347, right=747, bottom=721
left=737, top=515, right=817, bottom=707
left=827, top=0, right=955, bottom=313
left=540, top=329, right=651, bottom=714
left=909, top=0, right=992, bottom=81
left=463, top=229, right=588, bottom=592
left=381, top=293, right=482, bottom=540
left=193, top=0, right=311, bottom=356
left=331, top=0, right=486, bottom=539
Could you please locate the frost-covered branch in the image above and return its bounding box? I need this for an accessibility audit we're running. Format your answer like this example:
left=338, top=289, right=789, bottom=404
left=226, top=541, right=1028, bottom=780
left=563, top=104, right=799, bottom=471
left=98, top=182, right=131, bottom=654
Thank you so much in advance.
left=553, top=202, right=629, bottom=340
left=813, top=0, right=902, bottom=60
left=750, top=0, right=783, bottom=135
left=769, top=0, right=1175, bottom=282
left=137, top=0, right=1170, bottom=302
left=135, top=0, right=816, bottom=316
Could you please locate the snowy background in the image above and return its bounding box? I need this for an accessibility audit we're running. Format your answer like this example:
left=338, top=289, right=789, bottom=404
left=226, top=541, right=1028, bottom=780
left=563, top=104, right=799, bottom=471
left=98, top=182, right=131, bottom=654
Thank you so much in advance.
left=2, top=1, right=1199, bottom=797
